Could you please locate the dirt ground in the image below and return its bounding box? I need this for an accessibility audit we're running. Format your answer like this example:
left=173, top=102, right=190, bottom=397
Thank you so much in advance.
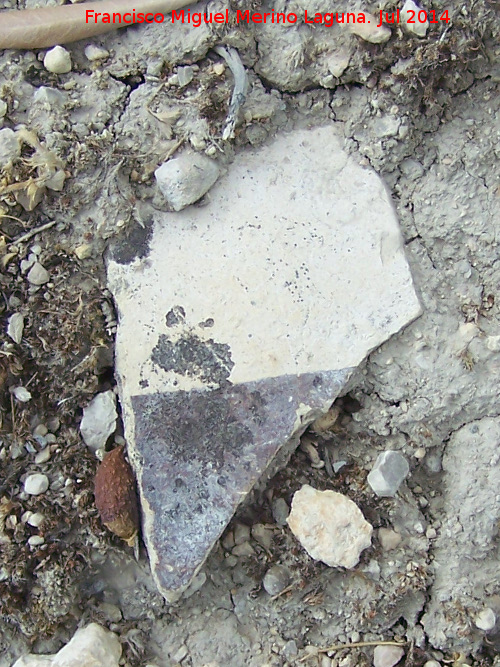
left=0, top=0, right=499, bottom=665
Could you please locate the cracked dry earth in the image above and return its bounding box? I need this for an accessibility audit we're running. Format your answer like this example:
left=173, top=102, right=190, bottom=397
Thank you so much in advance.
left=0, top=0, right=499, bottom=665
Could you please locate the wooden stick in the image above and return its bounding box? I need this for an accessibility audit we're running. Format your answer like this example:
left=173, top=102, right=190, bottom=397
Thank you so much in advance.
left=0, top=0, right=191, bottom=50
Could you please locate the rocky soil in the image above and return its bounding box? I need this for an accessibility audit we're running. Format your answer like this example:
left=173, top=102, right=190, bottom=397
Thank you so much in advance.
left=0, top=0, right=499, bottom=665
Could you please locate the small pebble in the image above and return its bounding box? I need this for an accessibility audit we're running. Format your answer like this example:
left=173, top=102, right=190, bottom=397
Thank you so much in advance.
left=221, top=530, right=235, bottom=550
left=232, top=542, right=255, bottom=557
left=27, top=512, right=45, bottom=528
left=84, top=44, right=110, bottom=61
left=34, top=448, right=51, bottom=464
left=474, top=607, right=496, bottom=631
left=28, top=535, right=45, bottom=547
left=98, top=602, right=122, bottom=623
left=24, top=473, right=49, bottom=495
left=47, top=417, right=60, bottom=432
left=423, top=661, right=441, bottom=667
left=263, top=565, right=290, bottom=596
left=176, top=66, right=194, bottom=87
left=74, top=244, right=93, bottom=260
left=27, top=262, right=50, bottom=286
left=44, top=46, right=72, bottom=74
left=373, top=644, right=405, bottom=667
left=224, top=554, right=238, bottom=567
left=401, top=0, right=429, bottom=37
left=251, top=523, right=274, bottom=550
left=34, top=434, right=47, bottom=447
left=367, top=451, right=410, bottom=497
left=233, top=522, right=251, bottom=545
left=348, top=12, right=391, bottom=43
left=155, top=151, right=220, bottom=211
left=80, top=390, right=118, bottom=452
left=378, top=528, right=402, bottom=551
left=271, top=497, right=289, bottom=526
left=12, top=386, right=32, bottom=403
left=7, top=313, right=24, bottom=344
left=33, top=424, right=48, bottom=437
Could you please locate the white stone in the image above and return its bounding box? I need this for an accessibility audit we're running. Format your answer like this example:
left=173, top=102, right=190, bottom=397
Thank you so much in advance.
left=43, top=46, right=72, bottom=74
left=80, top=390, right=117, bottom=452
left=423, top=662, right=441, bottom=667
left=107, top=126, right=420, bottom=599
left=27, top=535, right=45, bottom=547
left=401, top=0, right=429, bottom=37
left=348, top=13, right=391, bottom=44
left=474, top=607, right=496, bottom=631
left=287, top=484, right=373, bottom=568
left=7, top=312, right=24, bottom=344
left=367, top=450, right=410, bottom=497
left=378, top=527, right=402, bottom=550
left=373, top=644, right=405, bottom=667
left=35, top=448, right=51, bottom=464
left=12, top=623, right=121, bottom=667
left=27, top=262, right=50, bottom=286
left=84, top=44, right=110, bottom=61
left=12, top=386, right=32, bottom=402
left=0, top=127, right=20, bottom=168
left=154, top=151, right=220, bottom=211
left=27, top=512, right=45, bottom=528
left=24, top=473, right=49, bottom=495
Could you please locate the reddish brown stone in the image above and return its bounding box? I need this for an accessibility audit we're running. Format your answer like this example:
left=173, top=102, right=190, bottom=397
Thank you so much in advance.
left=94, top=445, right=139, bottom=546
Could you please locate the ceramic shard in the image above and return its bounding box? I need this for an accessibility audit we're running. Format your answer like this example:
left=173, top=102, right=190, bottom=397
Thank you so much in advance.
left=106, top=126, right=421, bottom=599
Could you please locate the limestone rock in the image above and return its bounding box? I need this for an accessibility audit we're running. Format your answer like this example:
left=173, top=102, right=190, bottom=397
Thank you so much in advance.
left=154, top=151, right=220, bottom=211
left=12, top=623, right=121, bottom=666
left=107, top=126, right=420, bottom=599
left=287, top=484, right=373, bottom=568
left=43, top=46, right=72, bottom=74
left=80, top=390, right=117, bottom=452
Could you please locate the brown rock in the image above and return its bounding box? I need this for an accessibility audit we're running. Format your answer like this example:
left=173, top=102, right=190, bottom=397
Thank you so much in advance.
left=94, top=446, right=139, bottom=545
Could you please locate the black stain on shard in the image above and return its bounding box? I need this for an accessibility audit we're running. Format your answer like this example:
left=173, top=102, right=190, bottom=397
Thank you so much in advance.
left=151, top=332, right=234, bottom=385
left=131, top=368, right=352, bottom=594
